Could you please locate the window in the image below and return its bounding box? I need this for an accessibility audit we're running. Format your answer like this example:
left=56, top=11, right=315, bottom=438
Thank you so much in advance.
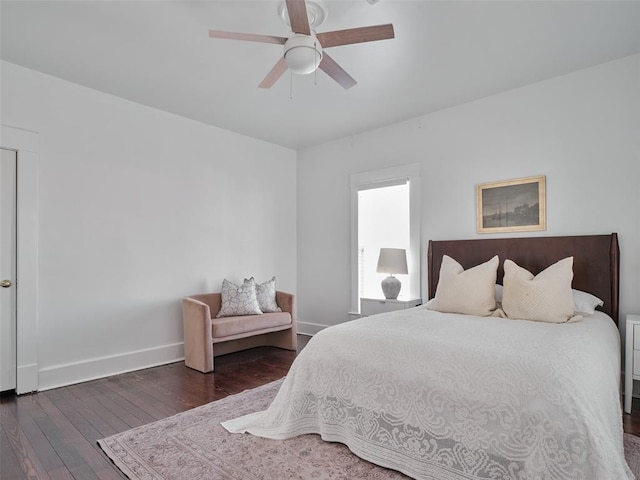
left=350, top=164, right=421, bottom=313
left=358, top=182, right=410, bottom=299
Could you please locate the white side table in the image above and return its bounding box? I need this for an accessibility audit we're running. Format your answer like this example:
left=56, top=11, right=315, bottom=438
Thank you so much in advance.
left=360, top=297, right=421, bottom=317
left=625, top=314, right=640, bottom=414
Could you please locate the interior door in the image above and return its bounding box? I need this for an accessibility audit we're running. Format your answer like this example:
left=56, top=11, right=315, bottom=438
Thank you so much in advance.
left=1, top=148, right=17, bottom=391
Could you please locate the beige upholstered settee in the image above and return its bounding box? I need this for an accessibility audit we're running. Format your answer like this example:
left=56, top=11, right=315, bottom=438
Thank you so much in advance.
left=182, top=291, right=297, bottom=373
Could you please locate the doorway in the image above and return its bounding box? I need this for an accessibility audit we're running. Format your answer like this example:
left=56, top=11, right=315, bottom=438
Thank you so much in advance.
left=1, top=148, right=17, bottom=392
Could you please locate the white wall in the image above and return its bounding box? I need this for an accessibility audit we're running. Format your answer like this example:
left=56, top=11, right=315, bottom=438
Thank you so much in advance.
left=297, top=54, right=640, bottom=336
left=1, top=61, right=297, bottom=390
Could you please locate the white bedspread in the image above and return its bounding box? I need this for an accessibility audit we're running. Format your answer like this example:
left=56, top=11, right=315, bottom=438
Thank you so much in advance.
left=223, top=308, right=633, bottom=480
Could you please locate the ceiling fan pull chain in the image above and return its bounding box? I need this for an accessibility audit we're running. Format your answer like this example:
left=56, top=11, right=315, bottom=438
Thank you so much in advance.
left=314, top=40, right=318, bottom=86
left=290, top=70, right=294, bottom=100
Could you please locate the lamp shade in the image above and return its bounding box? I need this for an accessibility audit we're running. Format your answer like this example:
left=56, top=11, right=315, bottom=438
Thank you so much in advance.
left=376, top=248, right=408, bottom=275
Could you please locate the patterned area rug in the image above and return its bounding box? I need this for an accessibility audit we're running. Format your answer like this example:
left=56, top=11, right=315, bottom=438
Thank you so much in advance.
left=98, top=379, right=640, bottom=480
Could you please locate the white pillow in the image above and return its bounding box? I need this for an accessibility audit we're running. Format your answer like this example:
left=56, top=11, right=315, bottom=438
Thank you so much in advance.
left=247, top=276, right=282, bottom=313
left=572, top=289, right=604, bottom=315
left=495, top=284, right=603, bottom=315
left=502, top=257, right=577, bottom=323
left=216, top=278, right=263, bottom=318
left=428, top=255, right=499, bottom=316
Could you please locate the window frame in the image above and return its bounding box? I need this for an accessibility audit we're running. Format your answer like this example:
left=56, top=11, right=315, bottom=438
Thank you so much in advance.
left=349, top=163, right=421, bottom=313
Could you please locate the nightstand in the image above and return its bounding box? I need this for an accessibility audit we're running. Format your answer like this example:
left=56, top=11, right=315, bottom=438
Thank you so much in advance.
left=625, top=314, right=640, bottom=414
left=360, top=297, right=421, bottom=317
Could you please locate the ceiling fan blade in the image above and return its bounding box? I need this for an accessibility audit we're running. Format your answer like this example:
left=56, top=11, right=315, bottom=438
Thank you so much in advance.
left=285, top=0, right=311, bottom=35
left=258, top=57, right=288, bottom=89
left=319, top=53, right=357, bottom=90
left=209, top=30, right=287, bottom=45
left=317, top=24, right=394, bottom=48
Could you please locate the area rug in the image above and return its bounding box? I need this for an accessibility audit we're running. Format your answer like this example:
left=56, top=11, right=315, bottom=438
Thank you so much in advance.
left=98, top=379, right=640, bottom=480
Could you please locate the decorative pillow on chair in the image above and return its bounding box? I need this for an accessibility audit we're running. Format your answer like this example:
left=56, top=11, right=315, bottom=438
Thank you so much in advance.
left=216, top=278, right=262, bottom=318
left=428, top=255, right=499, bottom=316
left=502, top=257, right=578, bottom=323
left=247, top=276, right=282, bottom=313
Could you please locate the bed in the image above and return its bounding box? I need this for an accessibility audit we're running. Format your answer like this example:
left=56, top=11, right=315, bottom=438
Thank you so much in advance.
left=224, top=234, right=632, bottom=480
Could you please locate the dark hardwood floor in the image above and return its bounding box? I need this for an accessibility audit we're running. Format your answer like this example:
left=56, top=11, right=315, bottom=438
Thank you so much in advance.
left=1, top=335, right=639, bottom=479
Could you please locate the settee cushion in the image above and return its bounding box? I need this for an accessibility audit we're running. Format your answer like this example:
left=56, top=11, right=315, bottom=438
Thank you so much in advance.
left=212, top=311, right=292, bottom=339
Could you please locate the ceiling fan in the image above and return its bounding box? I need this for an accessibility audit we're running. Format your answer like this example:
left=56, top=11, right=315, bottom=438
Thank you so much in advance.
left=208, top=0, right=394, bottom=89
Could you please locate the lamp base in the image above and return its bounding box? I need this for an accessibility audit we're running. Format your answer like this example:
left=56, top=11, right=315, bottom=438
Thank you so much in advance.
left=381, top=276, right=401, bottom=300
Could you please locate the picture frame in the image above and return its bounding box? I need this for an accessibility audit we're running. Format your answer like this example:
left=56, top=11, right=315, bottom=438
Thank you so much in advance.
left=476, top=175, right=546, bottom=234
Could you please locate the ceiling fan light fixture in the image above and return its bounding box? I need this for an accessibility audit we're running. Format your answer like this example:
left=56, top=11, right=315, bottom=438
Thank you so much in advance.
left=283, top=34, right=323, bottom=75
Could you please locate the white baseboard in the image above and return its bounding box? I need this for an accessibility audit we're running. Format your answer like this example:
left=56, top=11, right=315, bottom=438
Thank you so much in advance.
left=297, top=322, right=327, bottom=336
left=16, top=363, right=38, bottom=394
left=37, top=342, right=185, bottom=391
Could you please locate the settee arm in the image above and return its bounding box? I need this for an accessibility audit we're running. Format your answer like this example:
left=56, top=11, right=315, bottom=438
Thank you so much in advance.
left=276, top=291, right=297, bottom=351
left=182, top=297, right=214, bottom=373
left=276, top=291, right=296, bottom=322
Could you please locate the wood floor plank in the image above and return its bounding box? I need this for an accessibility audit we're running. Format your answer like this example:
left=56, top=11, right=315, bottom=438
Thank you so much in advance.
left=64, top=463, right=100, bottom=480
left=98, top=377, right=175, bottom=422
left=95, top=467, right=127, bottom=480
left=0, top=399, right=52, bottom=480
left=58, top=382, right=134, bottom=434
left=31, top=394, right=114, bottom=477
left=82, top=382, right=146, bottom=430
left=120, top=372, right=187, bottom=413
left=3, top=395, right=65, bottom=473
left=105, top=374, right=182, bottom=419
left=93, top=378, right=158, bottom=426
left=47, top=465, right=77, bottom=480
left=138, top=365, right=221, bottom=408
left=44, top=388, right=119, bottom=440
left=124, top=368, right=203, bottom=412
left=1, top=426, right=28, bottom=480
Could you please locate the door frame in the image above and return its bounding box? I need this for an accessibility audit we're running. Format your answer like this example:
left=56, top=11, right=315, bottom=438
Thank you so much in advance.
left=1, top=125, right=39, bottom=393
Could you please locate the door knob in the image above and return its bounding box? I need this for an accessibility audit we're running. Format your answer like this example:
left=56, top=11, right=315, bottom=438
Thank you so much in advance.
left=1, top=280, right=12, bottom=288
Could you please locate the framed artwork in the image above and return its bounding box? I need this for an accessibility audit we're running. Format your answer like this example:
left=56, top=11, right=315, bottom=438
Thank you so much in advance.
left=476, top=175, right=546, bottom=234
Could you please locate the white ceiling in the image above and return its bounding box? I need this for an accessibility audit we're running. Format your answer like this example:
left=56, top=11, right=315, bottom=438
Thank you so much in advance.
left=2, top=1, right=639, bottom=150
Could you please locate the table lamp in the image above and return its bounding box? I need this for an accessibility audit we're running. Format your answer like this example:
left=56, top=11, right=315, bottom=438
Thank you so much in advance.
left=376, top=248, right=408, bottom=299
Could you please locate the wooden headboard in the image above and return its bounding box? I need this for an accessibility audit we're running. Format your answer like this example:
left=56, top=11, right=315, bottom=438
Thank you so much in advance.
left=427, top=233, right=620, bottom=324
